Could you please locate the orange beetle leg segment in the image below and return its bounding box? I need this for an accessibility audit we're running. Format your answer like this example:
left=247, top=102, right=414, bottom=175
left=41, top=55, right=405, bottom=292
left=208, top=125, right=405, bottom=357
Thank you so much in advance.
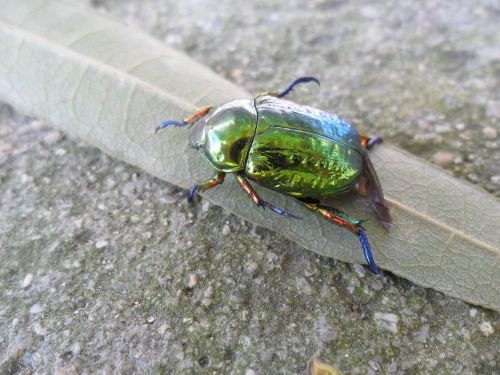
left=304, top=203, right=359, bottom=234
left=183, top=106, right=213, bottom=124
left=235, top=174, right=300, bottom=218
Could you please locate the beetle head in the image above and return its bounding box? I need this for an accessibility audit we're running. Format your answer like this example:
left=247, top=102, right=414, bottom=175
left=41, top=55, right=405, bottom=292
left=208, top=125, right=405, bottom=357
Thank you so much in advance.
left=190, top=99, right=257, bottom=172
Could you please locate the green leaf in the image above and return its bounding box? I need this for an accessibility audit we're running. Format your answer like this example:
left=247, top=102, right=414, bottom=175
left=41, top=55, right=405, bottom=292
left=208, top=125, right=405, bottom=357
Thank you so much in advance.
left=0, top=0, right=498, bottom=311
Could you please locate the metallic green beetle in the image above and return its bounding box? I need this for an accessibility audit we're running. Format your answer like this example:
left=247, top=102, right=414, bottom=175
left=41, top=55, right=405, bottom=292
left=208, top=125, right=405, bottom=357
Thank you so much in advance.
left=156, top=77, right=392, bottom=274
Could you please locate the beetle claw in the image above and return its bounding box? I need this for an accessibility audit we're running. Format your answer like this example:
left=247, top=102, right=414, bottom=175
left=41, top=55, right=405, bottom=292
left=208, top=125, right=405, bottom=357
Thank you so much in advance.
left=366, top=136, right=383, bottom=150
left=188, top=185, right=197, bottom=202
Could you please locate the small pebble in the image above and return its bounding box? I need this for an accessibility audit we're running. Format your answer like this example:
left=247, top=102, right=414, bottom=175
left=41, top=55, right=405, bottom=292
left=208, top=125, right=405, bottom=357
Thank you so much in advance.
left=486, top=100, right=500, bottom=118
left=158, top=323, right=168, bottom=335
left=417, top=119, right=432, bottom=130
left=201, top=286, right=214, bottom=307
left=146, top=316, right=155, bottom=324
left=360, top=5, right=378, bottom=18
left=20, top=174, right=32, bottom=184
left=371, top=279, right=384, bottom=291
left=0, top=143, right=13, bottom=154
left=71, top=342, right=81, bottom=355
left=491, top=175, right=500, bottom=185
left=415, top=324, right=430, bottom=343
left=244, top=261, right=259, bottom=275
left=480, top=321, right=494, bottom=336
left=95, top=240, right=108, bottom=249
left=231, top=68, right=243, bottom=81
left=55, top=148, right=67, bottom=156
left=435, top=124, right=451, bottom=133
left=188, top=273, right=198, bottom=288
left=368, top=360, right=381, bottom=371
left=43, top=131, right=62, bottom=145
left=33, top=321, right=47, bottom=336
left=20, top=273, right=33, bottom=288
left=162, top=195, right=177, bottom=204
left=10, top=346, right=22, bottom=359
left=373, top=312, right=399, bottom=334
left=222, top=223, right=231, bottom=236
left=29, top=119, right=45, bottom=129
left=467, top=173, right=479, bottom=183
left=295, top=277, right=313, bottom=295
left=432, top=151, right=455, bottom=167
left=106, top=178, right=117, bottom=189
left=353, top=264, right=366, bottom=277
left=54, top=365, right=78, bottom=375
left=165, top=296, right=180, bottom=306
left=482, top=126, right=497, bottom=139
left=29, top=303, right=44, bottom=315
left=203, top=286, right=214, bottom=298
left=469, top=308, right=478, bottom=318
left=201, top=200, right=211, bottom=212
left=201, top=298, right=212, bottom=307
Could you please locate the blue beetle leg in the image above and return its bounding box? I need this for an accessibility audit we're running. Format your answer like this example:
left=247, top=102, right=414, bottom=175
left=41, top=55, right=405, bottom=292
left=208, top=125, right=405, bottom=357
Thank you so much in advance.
left=188, top=185, right=197, bottom=202
left=188, top=172, right=225, bottom=202
left=357, top=227, right=379, bottom=274
left=155, top=120, right=187, bottom=133
left=262, top=201, right=301, bottom=219
left=155, top=106, right=213, bottom=134
left=300, top=202, right=380, bottom=274
left=234, top=174, right=301, bottom=218
left=366, top=136, right=383, bottom=150
left=275, top=77, right=320, bottom=98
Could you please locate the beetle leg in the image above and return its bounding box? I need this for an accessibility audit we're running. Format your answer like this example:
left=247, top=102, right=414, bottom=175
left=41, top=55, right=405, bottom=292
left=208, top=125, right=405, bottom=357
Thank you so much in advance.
left=155, top=106, right=213, bottom=134
left=188, top=172, right=225, bottom=202
left=155, top=120, right=188, bottom=133
left=235, top=174, right=301, bottom=218
left=257, top=77, right=320, bottom=99
left=360, top=134, right=383, bottom=150
left=182, top=106, right=213, bottom=124
left=367, top=136, right=383, bottom=150
left=300, top=202, right=380, bottom=274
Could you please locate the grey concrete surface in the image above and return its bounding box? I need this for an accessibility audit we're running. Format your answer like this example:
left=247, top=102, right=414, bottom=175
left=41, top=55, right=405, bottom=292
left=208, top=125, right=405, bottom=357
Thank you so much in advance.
left=1, top=0, right=499, bottom=373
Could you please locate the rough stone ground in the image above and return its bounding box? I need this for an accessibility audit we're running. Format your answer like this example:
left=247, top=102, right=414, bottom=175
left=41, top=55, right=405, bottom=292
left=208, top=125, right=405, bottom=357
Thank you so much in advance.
left=1, top=0, right=499, bottom=374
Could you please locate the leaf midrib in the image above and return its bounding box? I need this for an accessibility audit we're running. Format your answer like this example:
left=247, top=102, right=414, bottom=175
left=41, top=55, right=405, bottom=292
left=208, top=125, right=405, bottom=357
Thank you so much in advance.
left=386, top=197, right=499, bottom=254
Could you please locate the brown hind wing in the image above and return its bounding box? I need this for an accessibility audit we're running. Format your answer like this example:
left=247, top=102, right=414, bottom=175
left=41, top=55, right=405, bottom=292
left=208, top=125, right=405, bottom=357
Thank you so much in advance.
left=358, top=152, right=393, bottom=231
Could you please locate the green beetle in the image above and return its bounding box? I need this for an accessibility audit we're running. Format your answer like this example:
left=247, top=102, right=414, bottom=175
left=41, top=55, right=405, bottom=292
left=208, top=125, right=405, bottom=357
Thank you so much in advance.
left=156, top=77, right=392, bottom=274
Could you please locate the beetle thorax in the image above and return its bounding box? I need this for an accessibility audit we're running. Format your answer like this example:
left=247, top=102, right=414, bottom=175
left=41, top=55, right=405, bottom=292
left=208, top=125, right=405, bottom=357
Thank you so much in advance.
left=191, top=99, right=257, bottom=173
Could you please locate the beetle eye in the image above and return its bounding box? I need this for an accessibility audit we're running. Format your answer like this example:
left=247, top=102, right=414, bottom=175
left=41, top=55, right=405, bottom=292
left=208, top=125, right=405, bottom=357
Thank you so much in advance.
left=190, top=122, right=205, bottom=149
